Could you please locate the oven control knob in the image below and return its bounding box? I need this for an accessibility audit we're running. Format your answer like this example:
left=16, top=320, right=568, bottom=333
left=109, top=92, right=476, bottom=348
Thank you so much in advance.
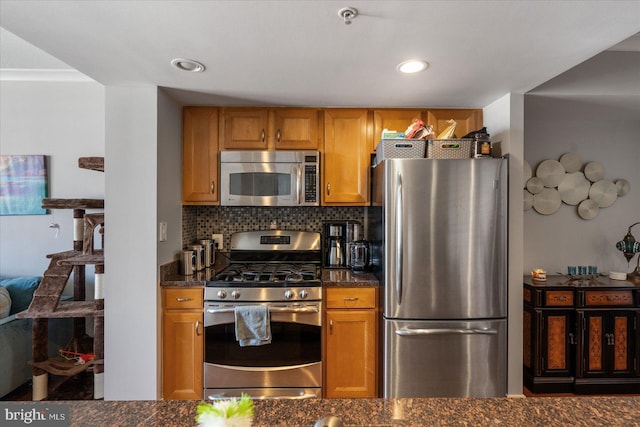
left=284, top=290, right=294, bottom=300
left=299, top=290, right=308, bottom=299
left=231, top=290, right=241, bottom=299
left=217, top=290, right=227, bottom=299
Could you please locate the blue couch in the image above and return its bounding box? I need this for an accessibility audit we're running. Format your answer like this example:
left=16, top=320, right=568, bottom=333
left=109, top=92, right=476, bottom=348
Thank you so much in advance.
left=0, top=277, right=73, bottom=398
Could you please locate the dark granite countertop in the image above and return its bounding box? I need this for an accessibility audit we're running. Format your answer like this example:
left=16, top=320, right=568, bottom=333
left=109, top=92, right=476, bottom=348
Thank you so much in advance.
left=160, top=258, right=379, bottom=287
left=322, top=268, right=379, bottom=287
left=524, top=274, right=640, bottom=288
left=3, top=397, right=640, bottom=426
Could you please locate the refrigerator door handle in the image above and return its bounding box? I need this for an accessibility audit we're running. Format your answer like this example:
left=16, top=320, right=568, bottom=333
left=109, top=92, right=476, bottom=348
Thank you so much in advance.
left=395, top=328, right=499, bottom=336
left=395, top=172, right=403, bottom=304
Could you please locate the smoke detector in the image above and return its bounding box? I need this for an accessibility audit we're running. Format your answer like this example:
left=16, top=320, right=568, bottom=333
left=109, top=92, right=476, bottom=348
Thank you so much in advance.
left=338, top=7, right=358, bottom=25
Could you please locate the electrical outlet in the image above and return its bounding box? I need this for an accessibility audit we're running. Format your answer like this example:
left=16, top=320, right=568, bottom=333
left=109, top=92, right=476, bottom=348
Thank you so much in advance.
left=211, top=234, right=223, bottom=251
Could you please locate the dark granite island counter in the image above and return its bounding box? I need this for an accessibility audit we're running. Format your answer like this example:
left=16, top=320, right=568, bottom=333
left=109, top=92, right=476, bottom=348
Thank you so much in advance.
left=3, top=397, right=640, bottom=426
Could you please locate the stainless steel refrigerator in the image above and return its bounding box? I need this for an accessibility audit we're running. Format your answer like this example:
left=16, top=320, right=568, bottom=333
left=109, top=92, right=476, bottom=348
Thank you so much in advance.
left=367, top=157, right=508, bottom=398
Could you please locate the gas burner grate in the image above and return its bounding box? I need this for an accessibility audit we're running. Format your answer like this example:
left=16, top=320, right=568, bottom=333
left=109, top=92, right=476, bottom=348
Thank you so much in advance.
left=213, top=263, right=320, bottom=284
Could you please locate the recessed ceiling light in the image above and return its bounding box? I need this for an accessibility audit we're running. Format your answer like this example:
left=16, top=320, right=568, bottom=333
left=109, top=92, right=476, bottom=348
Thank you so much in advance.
left=171, top=58, right=205, bottom=72
left=396, top=59, right=429, bottom=74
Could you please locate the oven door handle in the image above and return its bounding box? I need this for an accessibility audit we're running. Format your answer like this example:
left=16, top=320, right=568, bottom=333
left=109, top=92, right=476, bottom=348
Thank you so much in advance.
left=206, top=306, right=320, bottom=314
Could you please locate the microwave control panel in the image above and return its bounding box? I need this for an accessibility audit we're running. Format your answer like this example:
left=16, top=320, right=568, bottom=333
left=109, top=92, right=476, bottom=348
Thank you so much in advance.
left=304, top=164, right=318, bottom=204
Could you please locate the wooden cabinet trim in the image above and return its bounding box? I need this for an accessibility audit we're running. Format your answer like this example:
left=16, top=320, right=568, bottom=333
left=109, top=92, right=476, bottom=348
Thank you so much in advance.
left=545, top=291, right=574, bottom=307
left=583, top=290, right=633, bottom=307
left=326, top=287, right=376, bottom=309
left=162, top=287, right=203, bottom=309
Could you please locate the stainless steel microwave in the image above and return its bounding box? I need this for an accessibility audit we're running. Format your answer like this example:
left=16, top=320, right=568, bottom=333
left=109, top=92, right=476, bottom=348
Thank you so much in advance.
left=219, top=151, right=320, bottom=206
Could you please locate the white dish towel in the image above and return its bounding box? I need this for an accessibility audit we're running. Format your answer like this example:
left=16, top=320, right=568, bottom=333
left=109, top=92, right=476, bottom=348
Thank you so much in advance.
left=234, top=305, right=272, bottom=347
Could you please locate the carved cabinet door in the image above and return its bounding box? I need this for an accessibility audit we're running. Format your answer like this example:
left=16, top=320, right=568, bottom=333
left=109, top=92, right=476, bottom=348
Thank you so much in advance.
left=579, top=310, right=637, bottom=378
left=540, top=310, right=576, bottom=377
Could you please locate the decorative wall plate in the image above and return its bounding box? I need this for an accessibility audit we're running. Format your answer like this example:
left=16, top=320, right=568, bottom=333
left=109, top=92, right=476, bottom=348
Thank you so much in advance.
left=533, top=188, right=561, bottom=215
left=559, top=152, right=582, bottom=173
left=523, top=160, right=532, bottom=188
left=524, top=190, right=534, bottom=211
left=615, top=179, right=630, bottom=196
left=589, top=179, right=617, bottom=208
left=536, top=159, right=565, bottom=187
left=578, top=199, right=599, bottom=220
left=584, top=161, right=605, bottom=182
left=558, top=171, right=590, bottom=205
left=526, top=177, right=544, bottom=194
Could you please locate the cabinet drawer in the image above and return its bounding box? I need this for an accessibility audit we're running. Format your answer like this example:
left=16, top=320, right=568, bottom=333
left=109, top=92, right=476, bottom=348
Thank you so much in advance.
left=326, top=287, right=376, bottom=309
left=545, top=291, right=574, bottom=307
left=583, top=290, right=633, bottom=307
left=162, top=287, right=203, bottom=309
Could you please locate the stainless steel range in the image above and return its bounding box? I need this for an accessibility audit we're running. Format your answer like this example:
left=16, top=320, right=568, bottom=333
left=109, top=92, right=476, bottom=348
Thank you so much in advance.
left=203, top=230, right=322, bottom=400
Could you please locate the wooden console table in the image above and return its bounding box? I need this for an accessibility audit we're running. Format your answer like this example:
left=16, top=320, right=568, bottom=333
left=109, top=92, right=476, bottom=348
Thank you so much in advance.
left=523, top=275, right=640, bottom=394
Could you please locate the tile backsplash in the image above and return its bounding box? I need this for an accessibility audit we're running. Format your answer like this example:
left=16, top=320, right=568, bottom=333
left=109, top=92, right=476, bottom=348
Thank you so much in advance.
left=182, top=206, right=364, bottom=249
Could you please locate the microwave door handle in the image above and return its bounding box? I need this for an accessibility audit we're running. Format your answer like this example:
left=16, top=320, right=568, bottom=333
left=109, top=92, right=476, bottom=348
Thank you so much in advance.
left=295, top=165, right=302, bottom=205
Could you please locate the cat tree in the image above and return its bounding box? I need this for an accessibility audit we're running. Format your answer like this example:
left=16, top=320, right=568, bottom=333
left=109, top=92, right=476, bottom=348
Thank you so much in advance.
left=17, top=157, right=104, bottom=400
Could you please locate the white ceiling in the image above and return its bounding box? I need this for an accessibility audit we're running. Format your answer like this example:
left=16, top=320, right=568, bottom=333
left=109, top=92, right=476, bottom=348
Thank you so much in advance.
left=1, top=1, right=639, bottom=108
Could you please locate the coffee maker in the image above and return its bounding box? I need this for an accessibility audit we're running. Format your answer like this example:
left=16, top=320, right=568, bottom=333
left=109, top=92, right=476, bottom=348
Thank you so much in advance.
left=323, top=220, right=361, bottom=268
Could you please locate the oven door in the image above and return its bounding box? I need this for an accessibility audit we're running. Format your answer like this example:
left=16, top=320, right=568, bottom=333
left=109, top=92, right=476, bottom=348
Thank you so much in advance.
left=203, top=301, right=322, bottom=399
left=220, top=161, right=302, bottom=206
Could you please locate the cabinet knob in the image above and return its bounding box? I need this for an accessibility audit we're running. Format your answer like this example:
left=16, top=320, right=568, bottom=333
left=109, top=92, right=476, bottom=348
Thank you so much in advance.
left=276, top=129, right=281, bottom=142
left=343, top=297, right=359, bottom=302
left=195, top=320, right=201, bottom=336
left=329, top=319, right=333, bottom=333
left=327, top=183, right=331, bottom=195
left=261, top=129, right=265, bottom=142
left=176, top=297, right=192, bottom=302
left=211, top=180, right=216, bottom=195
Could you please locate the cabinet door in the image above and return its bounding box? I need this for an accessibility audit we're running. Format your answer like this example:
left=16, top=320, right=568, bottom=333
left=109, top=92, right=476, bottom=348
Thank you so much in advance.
left=373, top=109, right=426, bottom=151
left=162, top=310, right=203, bottom=399
left=274, top=108, right=319, bottom=150
left=580, top=311, right=636, bottom=377
left=426, top=109, right=482, bottom=139
left=220, top=108, right=269, bottom=150
left=541, top=311, right=575, bottom=377
left=325, top=309, right=377, bottom=398
left=323, top=109, right=371, bottom=205
left=182, top=107, right=219, bottom=204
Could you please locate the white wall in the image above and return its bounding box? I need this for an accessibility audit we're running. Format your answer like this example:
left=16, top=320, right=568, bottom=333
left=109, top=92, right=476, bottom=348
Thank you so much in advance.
left=156, top=89, right=183, bottom=266
left=484, top=92, right=525, bottom=397
left=104, top=86, right=159, bottom=400
left=524, top=95, right=640, bottom=275
left=0, top=80, right=104, bottom=284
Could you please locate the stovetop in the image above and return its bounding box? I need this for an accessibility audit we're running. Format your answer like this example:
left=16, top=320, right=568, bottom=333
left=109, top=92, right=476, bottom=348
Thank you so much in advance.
left=210, top=262, right=321, bottom=286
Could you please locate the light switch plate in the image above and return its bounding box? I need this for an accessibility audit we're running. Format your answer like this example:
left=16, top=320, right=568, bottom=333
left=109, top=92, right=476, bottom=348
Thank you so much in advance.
left=211, top=234, right=223, bottom=251
left=159, top=222, right=167, bottom=242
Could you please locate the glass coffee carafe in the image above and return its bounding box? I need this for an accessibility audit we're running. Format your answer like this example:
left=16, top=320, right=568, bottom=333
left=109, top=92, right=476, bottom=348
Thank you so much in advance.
left=349, top=240, right=369, bottom=272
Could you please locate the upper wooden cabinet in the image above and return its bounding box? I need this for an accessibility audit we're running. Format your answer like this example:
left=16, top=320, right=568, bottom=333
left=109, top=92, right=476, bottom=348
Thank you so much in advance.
left=273, top=108, right=319, bottom=150
left=220, top=108, right=320, bottom=150
left=323, top=109, right=372, bottom=206
left=373, top=109, right=427, bottom=151
left=426, top=109, right=483, bottom=139
left=182, top=107, right=219, bottom=205
left=220, top=108, right=269, bottom=150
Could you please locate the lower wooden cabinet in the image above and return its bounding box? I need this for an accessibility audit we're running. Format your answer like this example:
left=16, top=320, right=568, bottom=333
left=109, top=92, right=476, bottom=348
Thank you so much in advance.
left=324, top=287, right=378, bottom=398
left=162, top=287, right=203, bottom=399
left=524, top=277, right=640, bottom=394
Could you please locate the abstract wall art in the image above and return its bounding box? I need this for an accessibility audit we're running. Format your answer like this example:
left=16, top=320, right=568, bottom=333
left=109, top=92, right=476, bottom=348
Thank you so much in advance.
left=0, top=155, right=49, bottom=216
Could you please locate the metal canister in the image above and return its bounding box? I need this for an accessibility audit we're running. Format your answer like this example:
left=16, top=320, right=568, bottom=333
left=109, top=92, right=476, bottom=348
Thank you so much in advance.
left=180, top=250, right=196, bottom=276
left=474, top=132, right=492, bottom=158
left=187, top=244, right=205, bottom=271
left=199, top=239, right=214, bottom=268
